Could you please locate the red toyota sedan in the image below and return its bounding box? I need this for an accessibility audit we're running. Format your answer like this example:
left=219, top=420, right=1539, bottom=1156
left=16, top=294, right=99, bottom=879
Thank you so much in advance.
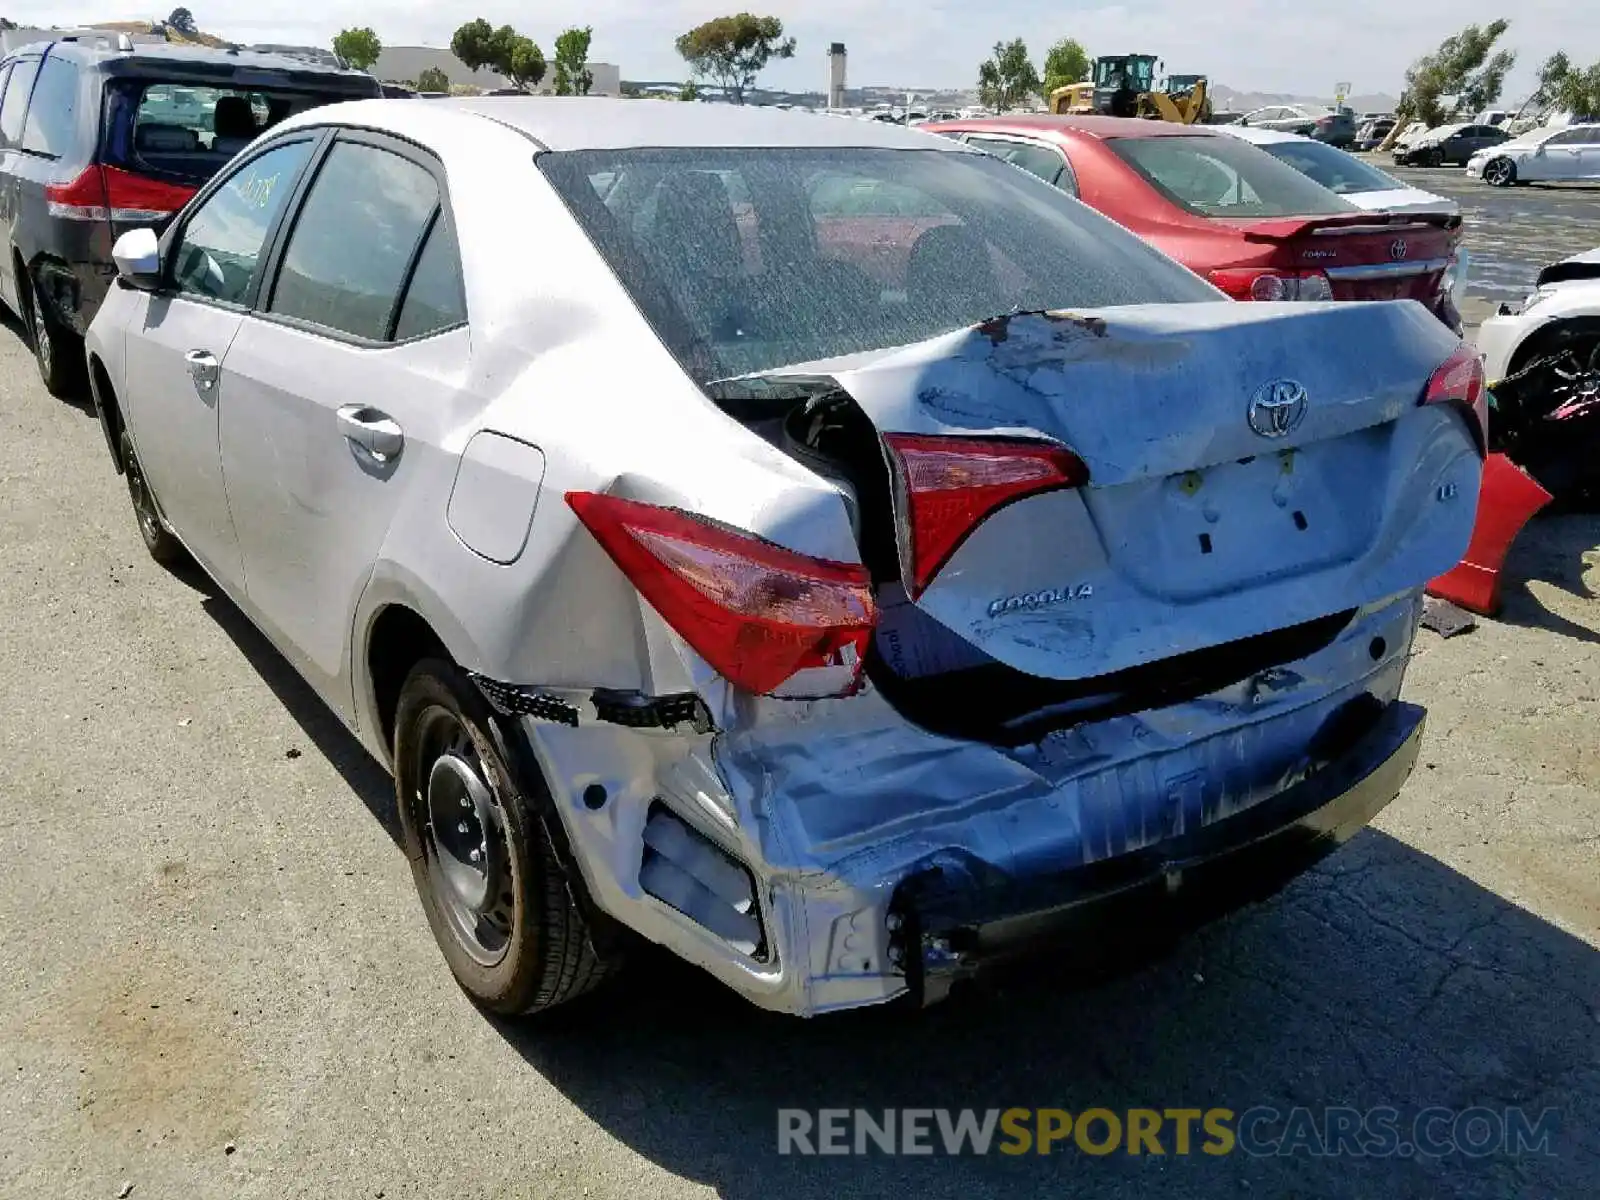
left=924, top=115, right=1462, bottom=326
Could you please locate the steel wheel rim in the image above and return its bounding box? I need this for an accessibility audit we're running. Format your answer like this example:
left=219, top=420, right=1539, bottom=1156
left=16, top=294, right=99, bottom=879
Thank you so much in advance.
left=413, top=705, right=516, bottom=967
left=31, top=296, right=51, bottom=377
left=123, top=446, right=162, bottom=546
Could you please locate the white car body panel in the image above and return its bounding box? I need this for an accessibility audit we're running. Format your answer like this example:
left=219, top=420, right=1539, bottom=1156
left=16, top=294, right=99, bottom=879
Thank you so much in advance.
left=84, top=98, right=1482, bottom=1016
left=1476, top=249, right=1600, bottom=381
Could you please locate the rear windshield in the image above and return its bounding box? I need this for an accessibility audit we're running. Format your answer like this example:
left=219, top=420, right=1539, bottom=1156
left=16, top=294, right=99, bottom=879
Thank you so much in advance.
left=103, top=79, right=354, bottom=183
left=538, top=146, right=1217, bottom=382
left=1258, top=139, right=1408, bottom=196
left=1109, top=134, right=1357, bottom=219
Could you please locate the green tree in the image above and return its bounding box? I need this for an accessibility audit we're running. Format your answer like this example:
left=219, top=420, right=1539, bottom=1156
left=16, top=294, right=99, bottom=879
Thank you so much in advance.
left=977, top=38, right=1039, bottom=112
left=416, top=66, right=451, bottom=93
left=450, top=18, right=545, bottom=90
left=167, top=7, right=197, bottom=36
left=553, top=26, right=594, bottom=96
left=679, top=80, right=700, bottom=102
left=332, top=26, right=382, bottom=71
left=1536, top=52, right=1600, bottom=120
left=674, top=14, right=795, bottom=105
left=1396, top=20, right=1515, bottom=130
left=1040, top=37, right=1090, bottom=99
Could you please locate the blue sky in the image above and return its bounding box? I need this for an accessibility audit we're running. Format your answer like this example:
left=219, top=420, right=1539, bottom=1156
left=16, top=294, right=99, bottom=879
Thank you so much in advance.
left=19, top=1, right=1586, bottom=96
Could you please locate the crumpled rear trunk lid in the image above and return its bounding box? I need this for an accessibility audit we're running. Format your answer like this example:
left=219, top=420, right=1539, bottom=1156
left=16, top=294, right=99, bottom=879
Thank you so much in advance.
left=759, top=299, right=1481, bottom=687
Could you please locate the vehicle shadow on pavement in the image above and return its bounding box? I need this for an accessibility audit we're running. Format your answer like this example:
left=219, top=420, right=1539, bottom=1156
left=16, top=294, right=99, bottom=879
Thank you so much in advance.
left=197, top=591, right=400, bottom=842
left=1499, top=512, right=1600, bottom=645
left=499, top=831, right=1598, bottom=1200
left=0, top=310, right=98, bottom=418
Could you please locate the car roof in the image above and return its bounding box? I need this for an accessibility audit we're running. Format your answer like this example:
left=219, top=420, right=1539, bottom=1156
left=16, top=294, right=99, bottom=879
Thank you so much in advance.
left=930, top=113, right=1219, bottom=140
left=369, top=97, right=978, bottom=152
left=8, top=37, right=370, bottom=79
left=1214, top=124, right=1300, bottom=145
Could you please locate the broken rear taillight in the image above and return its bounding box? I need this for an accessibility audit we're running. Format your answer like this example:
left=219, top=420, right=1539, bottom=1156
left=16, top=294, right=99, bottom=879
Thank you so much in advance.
left=883, top=434, right=1090, bottom=597
left=566, top=493, right=876, bottom=698
left=1422, top=343, right=1488, bottom=453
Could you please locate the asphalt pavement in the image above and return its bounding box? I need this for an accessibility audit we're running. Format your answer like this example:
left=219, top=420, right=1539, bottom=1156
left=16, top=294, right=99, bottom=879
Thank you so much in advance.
left=0, top=230, right=1596, bottom=1199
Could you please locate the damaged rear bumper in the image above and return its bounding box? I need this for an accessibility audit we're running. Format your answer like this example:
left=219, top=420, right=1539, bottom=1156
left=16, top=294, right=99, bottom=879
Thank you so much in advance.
left=513, top=595, right=1430, bottom=1017
left=896, top=698, right=1424, bottom=1005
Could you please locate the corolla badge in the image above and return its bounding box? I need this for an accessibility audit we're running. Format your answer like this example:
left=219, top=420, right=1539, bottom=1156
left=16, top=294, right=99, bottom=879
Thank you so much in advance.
left=988, top=585, right=1093, bottom=618
left=1248, top=379, right=1309, bottom=439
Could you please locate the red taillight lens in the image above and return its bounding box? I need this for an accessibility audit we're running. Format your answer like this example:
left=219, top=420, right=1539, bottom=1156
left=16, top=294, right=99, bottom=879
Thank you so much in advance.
left=882, top=434, right=1090, bottom=597
left=45, top=166, right=195, bottom=222
left=565, top=493, right=876, bottom=698
left=1208, top=268, right=1333, bottom=302
left=1422, top=342, right=1488, bottom=453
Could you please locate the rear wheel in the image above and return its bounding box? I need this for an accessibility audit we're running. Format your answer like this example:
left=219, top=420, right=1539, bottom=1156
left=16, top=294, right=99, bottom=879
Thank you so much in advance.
left=394, top=658, right=618, bottom=1015
left=1483, top=157, right=1517, bottom=187
left=19, top=269, right=82, bottom=399
left=1421, top=147, right=1445, bottom=168
left=118, top=429, right=187, bottom=566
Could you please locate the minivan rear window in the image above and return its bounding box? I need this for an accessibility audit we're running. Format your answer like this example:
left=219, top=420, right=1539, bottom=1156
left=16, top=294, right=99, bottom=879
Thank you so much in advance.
left=102, top=79, right=359, bottom=184
left=1109, top=134, right=1357, bottom=219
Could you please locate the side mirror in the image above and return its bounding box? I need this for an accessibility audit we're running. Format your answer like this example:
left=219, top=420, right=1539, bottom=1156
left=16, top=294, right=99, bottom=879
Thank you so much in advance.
left=112, top=228, right=162, bottom=290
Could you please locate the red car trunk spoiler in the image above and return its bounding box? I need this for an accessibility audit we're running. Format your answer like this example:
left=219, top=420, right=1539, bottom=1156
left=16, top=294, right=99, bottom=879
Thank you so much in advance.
left=1239, top=212, right=1462, bottom=243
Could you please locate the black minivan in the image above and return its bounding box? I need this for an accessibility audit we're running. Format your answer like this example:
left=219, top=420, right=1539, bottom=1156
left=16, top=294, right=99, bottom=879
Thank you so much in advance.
left=0, top=34, right=379, bottom=396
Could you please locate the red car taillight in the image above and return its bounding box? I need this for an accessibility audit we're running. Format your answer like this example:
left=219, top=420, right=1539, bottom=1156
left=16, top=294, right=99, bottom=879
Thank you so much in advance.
left=1208, top=268, right=1334, bottom=302
left=565, top=493, right=876, bottom=698
left=45, top=165, right=196, bottom=222
left=882, top=434, right=1091, bottom=597
left=1422, top=342, right=1489, bottom=453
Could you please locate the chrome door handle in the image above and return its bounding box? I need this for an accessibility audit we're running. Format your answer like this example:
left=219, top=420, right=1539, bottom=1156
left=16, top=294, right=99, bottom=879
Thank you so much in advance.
left=185, top=349, right=219, bottom=389
left=336, top=404, right=404, bottom=463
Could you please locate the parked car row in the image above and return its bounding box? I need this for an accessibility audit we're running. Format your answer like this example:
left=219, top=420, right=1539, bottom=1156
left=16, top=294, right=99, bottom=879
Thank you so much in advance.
left=6, top=37, right=1489, bottom=1025
left=1232, top=103, right=1357, bottom=148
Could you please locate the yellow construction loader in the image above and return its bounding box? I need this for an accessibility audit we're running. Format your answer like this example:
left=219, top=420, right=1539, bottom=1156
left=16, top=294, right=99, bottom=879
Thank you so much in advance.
left=1047, top=55, right=1209, bottom=124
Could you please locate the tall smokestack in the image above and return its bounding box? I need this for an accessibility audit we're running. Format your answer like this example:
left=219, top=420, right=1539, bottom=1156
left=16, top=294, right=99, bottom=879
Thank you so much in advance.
left=828, top=42, right=847, bottom=109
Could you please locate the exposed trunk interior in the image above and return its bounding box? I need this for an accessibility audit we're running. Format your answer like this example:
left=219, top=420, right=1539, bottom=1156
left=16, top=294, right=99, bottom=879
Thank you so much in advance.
left=733, top=387, right=1357, bottom=746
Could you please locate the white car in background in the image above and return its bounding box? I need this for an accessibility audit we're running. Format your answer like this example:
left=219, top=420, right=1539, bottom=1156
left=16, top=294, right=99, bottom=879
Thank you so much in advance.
left=1467, top=123, right=1600, bottom=187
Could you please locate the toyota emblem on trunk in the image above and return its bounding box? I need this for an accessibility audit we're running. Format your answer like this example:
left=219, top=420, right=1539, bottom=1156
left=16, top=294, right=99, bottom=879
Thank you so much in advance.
left=1390, top=238, right=1410, bottom=261
left=1248, top=380, right=1308, bottom=438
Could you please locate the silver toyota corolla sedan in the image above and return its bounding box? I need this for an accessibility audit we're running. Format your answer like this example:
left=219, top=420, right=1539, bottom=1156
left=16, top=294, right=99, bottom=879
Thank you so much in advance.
left=85, top=98, right=1486, bottom=1019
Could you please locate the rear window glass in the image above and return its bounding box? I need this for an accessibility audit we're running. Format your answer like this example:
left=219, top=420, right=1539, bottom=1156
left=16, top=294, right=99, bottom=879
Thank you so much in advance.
left=21, top=55, right=77, bottom=156
left=1259, top=140, right=1407, bottom=196
left=105, top=80, right=360, bottom=183
left=1110, top=135, right=1356, bottom=218
left=540, top=146, right=1216, bottom=383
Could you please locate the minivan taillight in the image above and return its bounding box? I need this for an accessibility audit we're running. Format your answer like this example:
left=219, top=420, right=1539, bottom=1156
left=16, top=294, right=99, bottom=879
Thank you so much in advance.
left=1422, top=343, right=1488, bottom=453
left=45, top=165, right=196, bottom=222
left=1208, top=268, right=1334, bottom=302
left=882, top=434, right=1091, bottom=597
left=566, top=493, right=876, bottom=698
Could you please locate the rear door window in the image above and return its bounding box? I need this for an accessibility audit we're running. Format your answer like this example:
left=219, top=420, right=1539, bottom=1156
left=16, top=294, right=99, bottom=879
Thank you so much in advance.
left=0, top=58, right=38, bottom=150
left=173, top=139, right=316, bottom=305
left=268, top=140, right=442, bottom=341
left=21, top=54, right=78, bottom=157
left=392, top=216, right=467, bottom=340
left=964, top=137, right=1075, bottom=193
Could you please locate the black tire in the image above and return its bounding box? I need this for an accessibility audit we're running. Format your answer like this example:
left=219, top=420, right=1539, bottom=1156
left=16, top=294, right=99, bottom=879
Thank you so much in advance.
left=1483, top=157, right=1517, bottom=187
left=19, top=269, right=83, bottom=400
left=118, top=429, right=187, bottom=566
left=394, top=658, right=618, bottom=1015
